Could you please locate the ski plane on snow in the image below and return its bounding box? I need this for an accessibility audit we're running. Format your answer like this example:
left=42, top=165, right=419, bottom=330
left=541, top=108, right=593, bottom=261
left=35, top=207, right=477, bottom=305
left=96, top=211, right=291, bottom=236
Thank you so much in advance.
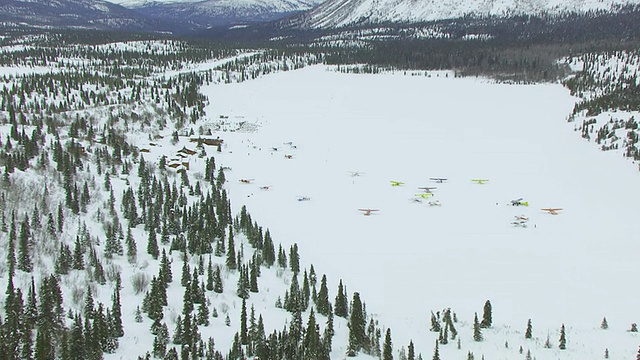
left=541, top=208, right=562, bottom=215
left=239, top=178, right=254, bottom=184
left=510, top=198, right=529, bottom=206
left=296, top=196, right=311, bottom=202
left=358, top=208, right=379, bottom=216
left=390, top=180, right=405, bottom=187
left=511, top=220, right=528, bottom=228
left=418, top=186, right=437, bottom=193
left=284, top=154, right=294, bottom=159
left=429, top=177, right=448, bottom=183
left=415, top=193, right=434, bottom=199
left=471, top=179, right=489, bottom=184
left=349, top=171, right=365, bottom=177
left=514, top=215, right=529, bottom=221
left=259, top=185, right=272, bottom=190
left=428, top=200, right=441, bottom=207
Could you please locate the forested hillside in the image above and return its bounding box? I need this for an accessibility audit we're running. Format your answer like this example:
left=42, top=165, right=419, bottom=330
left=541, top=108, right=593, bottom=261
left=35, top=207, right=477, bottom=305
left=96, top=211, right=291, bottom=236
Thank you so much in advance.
left=0, top=29, right=404, bottom=360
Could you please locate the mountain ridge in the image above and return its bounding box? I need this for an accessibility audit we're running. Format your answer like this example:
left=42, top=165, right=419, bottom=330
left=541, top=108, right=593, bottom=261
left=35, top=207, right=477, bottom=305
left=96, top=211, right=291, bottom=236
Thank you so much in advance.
left=0, top=0, right=161, bottom=31
left=281, top=0, right=640, bottom=29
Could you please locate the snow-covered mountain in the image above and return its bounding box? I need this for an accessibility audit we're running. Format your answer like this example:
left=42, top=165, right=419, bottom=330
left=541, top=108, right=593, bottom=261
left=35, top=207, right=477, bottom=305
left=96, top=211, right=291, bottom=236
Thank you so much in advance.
left=115, top=0, right=327, bottom=30
left=282, top=0, right=640, bottom=29
left=0, top=0, right=159, bottom=31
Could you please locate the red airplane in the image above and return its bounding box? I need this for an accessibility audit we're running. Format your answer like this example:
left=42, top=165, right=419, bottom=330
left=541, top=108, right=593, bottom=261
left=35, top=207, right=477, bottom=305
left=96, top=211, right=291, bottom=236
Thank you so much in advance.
left=541, top=208, right=562, bottom=215
left=358, top=209, right=380, bottom=216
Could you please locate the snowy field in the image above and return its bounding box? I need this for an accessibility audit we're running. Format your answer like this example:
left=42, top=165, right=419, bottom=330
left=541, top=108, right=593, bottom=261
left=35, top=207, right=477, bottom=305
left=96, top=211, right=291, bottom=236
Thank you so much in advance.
left=200, top=65, right=640, bottom=358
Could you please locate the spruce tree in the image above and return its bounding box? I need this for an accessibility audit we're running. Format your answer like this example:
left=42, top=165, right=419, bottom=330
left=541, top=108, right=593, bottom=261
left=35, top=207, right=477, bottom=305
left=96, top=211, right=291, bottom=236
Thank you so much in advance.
left=480, top=300, right=492, bottom=328
left=382, top=328, right=393, bottom=360
left=57, top=204, right=64, bottom=233
left=432, top=340, right=440, bottom=360
left=347, top=292, right=369, bottom=356
left=408, top=340, right=415, bottom=360
left=72, top=236, right=84, bottom=270
left=525, top=319, right=533, bottom=339
left=206, top=257, right=214, bottom=291
left=25, top=277, right=38, bottom=329
left=17, top=216, right=32, bottom=272
left=601, top=317, right=608, bottom=330
left=21, top=324, right=33, bottom=360
left=559, top=324, right=566, bottom=350
left=289, top=243, right=300, bottom=274
left=236, top=266, right=249, bottom=299
left=213, top=265, right=223, bottom=293
left=6, top=216, right=16, bottom=276
left=324, top=304, right=335, bottom=353
left=226, top=225, right=236, bottom=270
left=159, top=249, right=173, bottom=286
left=126, top=226, right=137, bottom=263
left=240, top=299, right=248, bottom=345
left=473, top=313, right=483, bottom=342
left=111, top=277, right=124, bottom=337
left=197, top=302, right=210, bottom=326
left=304, top=308, right=321, bottom=359
left=70, top=314, right=85, bottom=360
left=277, top=244, right=287, bottom=268
left=262, top=229, right=275, bottom=267
left=249, top=260, right=259, bottom=293
left=334, top=279, right=348, bottom=318
left=147, top=228, right=159, bottom=259
left=47, top=212, right=56, bottom=239
left=317, top=274, right=330, bottom=315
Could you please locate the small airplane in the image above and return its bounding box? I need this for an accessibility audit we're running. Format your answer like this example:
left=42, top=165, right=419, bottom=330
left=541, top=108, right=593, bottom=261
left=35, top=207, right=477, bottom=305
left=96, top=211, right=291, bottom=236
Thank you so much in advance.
left=429, top=177, right=448, bottom=183
left=541, top=208, right=563, bottom=215
left=283, top=141, right=293, bottom=146
left=349, top=171, right=365, bottom=177
left=418, top=186, right=437, bottom=193
left=514, top=215, right=529, bottom=222
left=259, top=185, right=272, bottom=190
left=428, top=200, right=442, bottom=207
left=239, top=179, right=254, bottom=184
left=415, top=193, right=434, bottom=199
left=511, top=220, right=528, bottom=228
left=284, top=154, right=294, bottom=159
left=296, top=196, right=311, bottom=202
left=510, top=198, right=529, bottom=206
left=358, top=208, right=379, bottom=216
left=390, top=180, right=405, bottom=187
left=471, top=179, right=489, bottom=184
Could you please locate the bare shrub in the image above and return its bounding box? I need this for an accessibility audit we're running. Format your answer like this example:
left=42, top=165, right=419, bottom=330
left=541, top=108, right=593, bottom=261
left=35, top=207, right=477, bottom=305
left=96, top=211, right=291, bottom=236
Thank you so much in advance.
left=219, top=302, right=229, bottom=314
left=131, top=272, right=149, bottom=294
left=71, top=286, right=86, bottom=307
left=106, top=264, right=122, bottom=283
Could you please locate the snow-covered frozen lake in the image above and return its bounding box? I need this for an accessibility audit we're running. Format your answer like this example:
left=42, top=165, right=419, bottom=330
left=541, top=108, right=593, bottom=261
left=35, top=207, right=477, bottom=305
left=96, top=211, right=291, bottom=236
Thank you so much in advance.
left=202, top=65, right=640, bottom=358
